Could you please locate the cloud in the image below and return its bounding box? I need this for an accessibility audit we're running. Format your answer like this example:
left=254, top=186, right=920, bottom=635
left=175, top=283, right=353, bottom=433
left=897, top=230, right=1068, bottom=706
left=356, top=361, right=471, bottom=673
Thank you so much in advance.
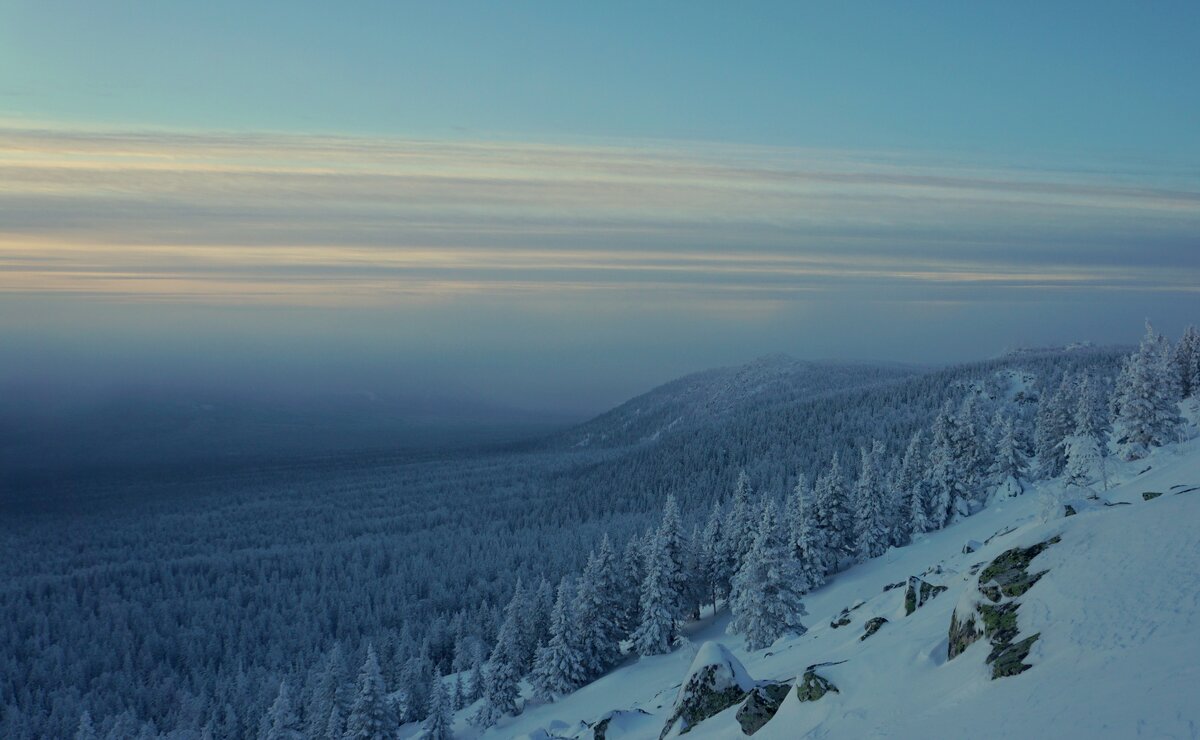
left=1, top=124, right=1197, bottom=306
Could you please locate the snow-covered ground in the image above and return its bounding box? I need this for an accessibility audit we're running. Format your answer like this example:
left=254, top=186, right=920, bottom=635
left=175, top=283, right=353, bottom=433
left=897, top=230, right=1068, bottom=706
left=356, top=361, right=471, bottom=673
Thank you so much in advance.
left=463, top=431, right=1200, bottom=739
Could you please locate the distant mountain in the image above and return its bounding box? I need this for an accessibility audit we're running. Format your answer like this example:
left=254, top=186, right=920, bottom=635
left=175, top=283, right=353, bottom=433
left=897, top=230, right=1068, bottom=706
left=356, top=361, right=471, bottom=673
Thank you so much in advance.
left=557, top=355, right=922, bottom=449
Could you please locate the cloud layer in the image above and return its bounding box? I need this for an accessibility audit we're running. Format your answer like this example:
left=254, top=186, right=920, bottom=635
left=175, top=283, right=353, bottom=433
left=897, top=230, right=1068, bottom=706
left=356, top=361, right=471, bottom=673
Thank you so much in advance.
left=3, top=125, right=1197, bottom=307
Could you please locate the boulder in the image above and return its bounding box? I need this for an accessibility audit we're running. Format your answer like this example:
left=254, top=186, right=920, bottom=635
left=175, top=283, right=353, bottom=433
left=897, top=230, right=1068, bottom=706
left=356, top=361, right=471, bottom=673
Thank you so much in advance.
left=660, top=642, right=755, bottom=738
left=904, top=576, right=948, bottom=615
left=1143, top=491, right=1164, bottom=501
left=962, top=539, right=983, bottom=554
left=794, top=669, right=839, bottom=702
left=860, top=617, right=888, bottom=641
left=734, top=683, right=790, bottom=736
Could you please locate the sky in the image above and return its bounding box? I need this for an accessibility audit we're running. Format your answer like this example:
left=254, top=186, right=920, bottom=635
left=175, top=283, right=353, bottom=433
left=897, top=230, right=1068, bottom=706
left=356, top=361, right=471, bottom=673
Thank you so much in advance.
left=1, top=1, right=1199, bottom=417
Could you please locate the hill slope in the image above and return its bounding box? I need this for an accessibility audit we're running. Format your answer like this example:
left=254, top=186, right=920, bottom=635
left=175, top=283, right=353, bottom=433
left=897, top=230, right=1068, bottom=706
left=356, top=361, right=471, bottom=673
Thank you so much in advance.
left=478, top=425, right=1200, bottom=739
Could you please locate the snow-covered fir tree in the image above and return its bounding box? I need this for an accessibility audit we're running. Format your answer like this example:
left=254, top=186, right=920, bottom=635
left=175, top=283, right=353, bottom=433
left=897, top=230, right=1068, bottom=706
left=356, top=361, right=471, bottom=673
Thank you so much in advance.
left=812, top=452, right=852, bottom=574
left=987, top=412, right=1028, bottom=497
left=473, top=594, right=525, bottom=727
left=895, top=430, right=931, bottom=537
left=852, top=441, right=890, bottom=562
left=531, top=577, right=588, bottom=698
left=1113, top=323, right=1184, bottom=460
left=261, top=681, right=303, bottom=740
left=698, top=502, right=725, bottom=613
left=721, top=470, right=756, bottom=582
left=343, top=646, right=395, bottom=740
left=952, top=393, right=988, bottom=508
left=926, top=401, right=961, bottom=528
left=422, top=672, right=452, bottom=740
left=1034, top=373, right=1074, bottom=478
left=728, top=500, right=809, bottom=651
left=785, top=473, right=825, bottom=587
left=657, top=494, right=689, bottom=621
left=308, top=644, right=349, bottom=739
left=1064, top=375, right=1110, bottom=490
left=1175, top=324, right=1200, bottom=399
left=75, top=711, right=98, bottom=740
left=632, top=527, right=679, bottom=656
left=572, top=544, right=622, bottom=679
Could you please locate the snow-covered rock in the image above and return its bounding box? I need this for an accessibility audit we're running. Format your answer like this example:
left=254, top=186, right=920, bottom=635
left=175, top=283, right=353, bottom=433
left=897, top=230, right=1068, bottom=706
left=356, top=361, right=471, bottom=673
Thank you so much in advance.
left=660, top=642, right=755, bottom=738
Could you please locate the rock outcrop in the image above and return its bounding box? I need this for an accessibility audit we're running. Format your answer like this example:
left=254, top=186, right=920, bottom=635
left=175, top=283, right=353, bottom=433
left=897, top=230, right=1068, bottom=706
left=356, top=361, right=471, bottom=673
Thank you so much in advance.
left=734, top=683, right=790, bottom=736
left=660, top=642, right=755, bottom=738
left=794, top=669, right=839, bottom=702
left=860, top=617, right=888, bottom=641
left=948, top=536, right=1060, bottom=678
left=904, top=576, right=947, bottom=615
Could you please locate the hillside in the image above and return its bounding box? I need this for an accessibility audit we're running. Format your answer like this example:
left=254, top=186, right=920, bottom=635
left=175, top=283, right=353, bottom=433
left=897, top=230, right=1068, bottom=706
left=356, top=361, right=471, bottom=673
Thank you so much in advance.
left=479, top=413, right=1200, bottom=740
left=557, top=357, right=920, bottom=449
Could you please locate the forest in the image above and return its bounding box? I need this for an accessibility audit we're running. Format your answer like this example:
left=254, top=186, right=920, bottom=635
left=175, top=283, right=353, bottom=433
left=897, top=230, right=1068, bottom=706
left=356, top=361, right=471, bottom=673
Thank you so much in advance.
left=1, top=324, right=1196, bottom=739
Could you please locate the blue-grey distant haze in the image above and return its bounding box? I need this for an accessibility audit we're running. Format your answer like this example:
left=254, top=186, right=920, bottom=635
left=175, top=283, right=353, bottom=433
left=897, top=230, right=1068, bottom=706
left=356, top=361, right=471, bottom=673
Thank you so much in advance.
left=1, top=1, right=1198, bottom=457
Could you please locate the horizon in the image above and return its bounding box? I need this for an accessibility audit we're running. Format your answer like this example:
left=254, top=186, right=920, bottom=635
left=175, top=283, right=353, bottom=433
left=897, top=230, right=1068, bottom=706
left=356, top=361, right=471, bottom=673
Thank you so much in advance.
left=3, top=2, right=1199, bottom=417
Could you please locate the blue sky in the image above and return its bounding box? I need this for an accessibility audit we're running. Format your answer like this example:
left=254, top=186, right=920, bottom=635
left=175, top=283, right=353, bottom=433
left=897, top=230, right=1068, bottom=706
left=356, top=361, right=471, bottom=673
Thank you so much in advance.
left=1, top=2, right=1198, bottom=413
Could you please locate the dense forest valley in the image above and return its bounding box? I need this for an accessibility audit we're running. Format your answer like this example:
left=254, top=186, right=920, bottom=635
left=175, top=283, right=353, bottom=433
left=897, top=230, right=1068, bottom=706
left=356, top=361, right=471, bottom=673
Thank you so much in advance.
left=2, top=325, right=1196, bottom=739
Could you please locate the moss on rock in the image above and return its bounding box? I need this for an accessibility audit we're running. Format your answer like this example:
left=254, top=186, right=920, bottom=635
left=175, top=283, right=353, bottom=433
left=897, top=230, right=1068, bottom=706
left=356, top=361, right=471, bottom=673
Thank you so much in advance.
left=794, top=670, right=839, bottom=702
left=734, top=683, right=790, bottom=736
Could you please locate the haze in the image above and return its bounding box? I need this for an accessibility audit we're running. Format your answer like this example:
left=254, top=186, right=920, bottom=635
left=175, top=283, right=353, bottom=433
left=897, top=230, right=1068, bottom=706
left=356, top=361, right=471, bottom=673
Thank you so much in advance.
left=2, top=2, right=1198, bottom=471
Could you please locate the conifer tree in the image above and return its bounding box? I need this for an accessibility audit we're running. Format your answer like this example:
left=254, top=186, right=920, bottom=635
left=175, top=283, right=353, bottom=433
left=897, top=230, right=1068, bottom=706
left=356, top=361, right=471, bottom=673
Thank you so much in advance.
left=343, top=646, right=395, bottom=740
left=987, top=413, right=1027, bottom=497
left=531, top=578, right=587, bottom=698
left=722, top=470, right=756, bottom=578
left=896, top=430, right=931, bottom=537
left=309, top=644, right=349, bottom=739
left=1065, top=375, right=1109, bottom=489
left=573, top=544, right=622, bottom=677
left=927, top=401, right=960, bottom=528
left=812, top=452, right=852, bottom=573
left=262, top=681, right=303, bottom=740
left=472, top=596, right=524, bottom=727
left=785, top=473, right=825, bottom=588
left=657, top=494, right=688, bottom=620
left=1034, top=374, right=1073, bottom=478
left=853, top=441, right=890, bottom=561
left=75, top=711, right=98, bottom=740
left=698, top=502, right=725, bottom=613
left=728, top=500, right=809, bottom=651
left=1114, top=323, right=1184, bottom=459
left=632, top=528, right=678, bottom=656
left=423, top=672, right=452, bottom=740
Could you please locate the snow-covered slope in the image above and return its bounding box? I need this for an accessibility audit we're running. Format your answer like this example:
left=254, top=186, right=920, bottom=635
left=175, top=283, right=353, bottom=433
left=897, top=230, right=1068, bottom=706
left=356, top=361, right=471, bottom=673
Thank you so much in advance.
left=474, top=434, right=1200, bottom=740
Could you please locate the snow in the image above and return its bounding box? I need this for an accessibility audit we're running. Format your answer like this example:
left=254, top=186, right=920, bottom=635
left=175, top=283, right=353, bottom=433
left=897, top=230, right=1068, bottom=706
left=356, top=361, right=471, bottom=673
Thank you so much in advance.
left=478, top=432, right=1200, bottom=740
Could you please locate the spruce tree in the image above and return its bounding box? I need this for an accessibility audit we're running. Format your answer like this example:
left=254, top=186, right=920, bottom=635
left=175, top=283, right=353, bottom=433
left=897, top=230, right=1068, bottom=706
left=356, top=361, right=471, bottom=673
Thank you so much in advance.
left=987, top=413, right=1027, bottom=497
left=722, top=471, right=755, bottom=580
left=699, top=502, right=725, bottom=613
left=472, top=601, right=524, bottom=727
left=309, top=644, right=349, bottom=739
left=728, top=500, right=809, bottom=651
left=343, top=646, right=395, bottom=740
left=853, top=441, right=890, bottom=561
left=927, top=402, right=960, bottom=528
left=1174, top=324, right=1200, bottom=399
left=423, top=672, right=452, bottom=740
left=531, top=578, right=587, bottom=698
left=262, top=681, right=303, bottom=740
left=896, top=430, right=931, bottom=537
left=1034, top=374, right=1073, bottom=478
left=1114, top=323, right=1184, bottom=459
left=75, top=711, right=98, bottom=740
left=632, top=529, right=677, bottom=656
left=573, top=547, right=621, bottom=678
left=785, top=473, right=825, bottom=588
left=812, top=452, right=852, bottom=574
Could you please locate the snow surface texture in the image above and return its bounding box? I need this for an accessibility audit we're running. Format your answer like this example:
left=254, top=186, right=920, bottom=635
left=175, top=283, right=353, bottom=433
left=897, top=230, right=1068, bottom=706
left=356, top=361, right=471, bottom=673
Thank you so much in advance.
left=468, top=434, right=1200, bottom=740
